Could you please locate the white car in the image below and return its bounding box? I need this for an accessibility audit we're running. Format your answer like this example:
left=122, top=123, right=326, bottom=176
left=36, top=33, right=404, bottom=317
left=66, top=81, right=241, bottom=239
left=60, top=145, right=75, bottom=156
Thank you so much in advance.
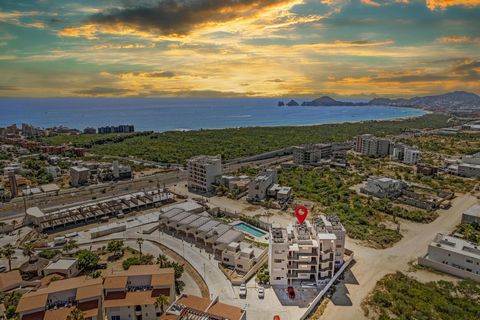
left=258, top=286, right=265, bottom=299
left=239, top=284, right=247, bottom=298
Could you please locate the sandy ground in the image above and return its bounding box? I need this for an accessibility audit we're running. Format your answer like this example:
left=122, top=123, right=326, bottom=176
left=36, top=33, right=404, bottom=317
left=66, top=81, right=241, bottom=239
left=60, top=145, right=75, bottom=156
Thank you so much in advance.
left=321, top=193, right=478, bottom=320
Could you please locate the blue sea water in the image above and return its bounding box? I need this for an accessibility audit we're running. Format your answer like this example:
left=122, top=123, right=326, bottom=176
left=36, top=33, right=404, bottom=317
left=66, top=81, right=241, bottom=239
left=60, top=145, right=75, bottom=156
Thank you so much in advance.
left=0, top=98, right=426, bottom=132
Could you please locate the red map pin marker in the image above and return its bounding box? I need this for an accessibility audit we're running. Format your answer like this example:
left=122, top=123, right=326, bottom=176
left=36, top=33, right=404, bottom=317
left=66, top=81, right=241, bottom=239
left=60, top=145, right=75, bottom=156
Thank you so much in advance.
left=295, top=206, right=308, bottom=224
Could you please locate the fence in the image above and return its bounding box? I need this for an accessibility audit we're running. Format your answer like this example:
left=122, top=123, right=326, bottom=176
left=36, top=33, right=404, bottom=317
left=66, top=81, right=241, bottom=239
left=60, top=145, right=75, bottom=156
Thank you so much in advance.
left=299, top=250, right=355, bottom=320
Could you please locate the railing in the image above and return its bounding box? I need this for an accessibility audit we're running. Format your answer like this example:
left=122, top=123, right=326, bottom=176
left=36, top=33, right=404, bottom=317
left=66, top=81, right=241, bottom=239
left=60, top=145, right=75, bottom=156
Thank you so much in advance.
left=299, top=251, right=354, bottom=320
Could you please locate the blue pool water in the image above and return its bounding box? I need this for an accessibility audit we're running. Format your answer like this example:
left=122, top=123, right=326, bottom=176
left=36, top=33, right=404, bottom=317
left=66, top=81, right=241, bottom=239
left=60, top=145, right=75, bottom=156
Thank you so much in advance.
left=0, top=98, right=426, bottom=132
left=234, top=222, right=267, bottom=237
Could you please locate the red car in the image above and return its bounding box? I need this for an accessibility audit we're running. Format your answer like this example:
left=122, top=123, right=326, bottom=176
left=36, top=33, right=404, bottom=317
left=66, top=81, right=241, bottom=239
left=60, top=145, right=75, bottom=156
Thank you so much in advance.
left=273, top=316, right=281, bottom=320
left=287, top=286, right=295, bottom=300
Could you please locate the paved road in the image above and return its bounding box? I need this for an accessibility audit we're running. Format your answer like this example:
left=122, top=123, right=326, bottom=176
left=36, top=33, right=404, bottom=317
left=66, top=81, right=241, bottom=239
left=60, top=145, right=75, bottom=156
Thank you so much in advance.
left=321, top=193, right=479, bottom=320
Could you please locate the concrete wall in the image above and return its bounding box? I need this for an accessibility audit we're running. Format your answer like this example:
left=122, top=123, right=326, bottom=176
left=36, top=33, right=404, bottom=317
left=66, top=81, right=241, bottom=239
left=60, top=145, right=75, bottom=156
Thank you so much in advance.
left=418, top=256, right=480, bottom=282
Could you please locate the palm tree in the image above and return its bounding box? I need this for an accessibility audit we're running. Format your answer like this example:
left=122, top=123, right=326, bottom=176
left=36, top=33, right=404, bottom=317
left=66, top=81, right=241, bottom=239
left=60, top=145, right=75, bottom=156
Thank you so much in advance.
left=22, top=242, right=35, bottom=260
left=0, top=244, right=16, bottom=271
left=66, top=307, right=85, bottom=320
left=157, top=254, right=169, bottom=267
left=136, top=238, right=144, bottom=256
left=154, top=294, right=170, bottom=314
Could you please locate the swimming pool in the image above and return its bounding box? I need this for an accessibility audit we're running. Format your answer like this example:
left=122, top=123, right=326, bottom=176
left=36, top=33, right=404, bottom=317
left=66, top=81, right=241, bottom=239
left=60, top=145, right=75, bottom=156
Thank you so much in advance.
left=234, top=222, right=267, bottom=238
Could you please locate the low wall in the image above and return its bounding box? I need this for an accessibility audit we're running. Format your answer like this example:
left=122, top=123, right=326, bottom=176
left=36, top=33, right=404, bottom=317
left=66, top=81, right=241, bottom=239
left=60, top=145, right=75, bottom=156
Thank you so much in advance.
left=225, top=147, right=293, bottom=165
left=418, top=256, right=480, bottom=282
left=300, top=251, right=355, bottom=320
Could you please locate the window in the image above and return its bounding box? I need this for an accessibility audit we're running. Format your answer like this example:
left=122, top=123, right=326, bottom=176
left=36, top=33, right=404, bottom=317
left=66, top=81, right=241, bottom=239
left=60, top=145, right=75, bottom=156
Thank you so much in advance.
left=111, top=316, right=120, bottom=320
left=466, top=259, right=473, bottom=263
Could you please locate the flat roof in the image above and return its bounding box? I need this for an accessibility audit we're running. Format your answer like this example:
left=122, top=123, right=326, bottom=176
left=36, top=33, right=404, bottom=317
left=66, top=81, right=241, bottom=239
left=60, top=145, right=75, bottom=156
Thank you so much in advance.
left=198, top=220, right=221, bottom=233
left=45, top=258, right=77, bottom=271
left=215, top=229, right=243, bottom=245
left=431, top=233, right=480, bottom=260
left=40, top=184, right=60, bottom=193
left=464, top=204, right=480, bottom=218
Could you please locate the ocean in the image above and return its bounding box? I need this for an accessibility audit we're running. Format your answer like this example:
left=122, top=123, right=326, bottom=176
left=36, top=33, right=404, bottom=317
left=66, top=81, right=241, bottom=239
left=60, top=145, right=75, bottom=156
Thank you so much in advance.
left=0, top=98, right=426, bottom=132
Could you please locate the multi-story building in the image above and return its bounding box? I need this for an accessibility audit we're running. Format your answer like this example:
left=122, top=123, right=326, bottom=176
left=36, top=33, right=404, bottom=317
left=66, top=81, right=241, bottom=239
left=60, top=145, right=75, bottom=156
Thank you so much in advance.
left=293, top=144, right=332, bottom=165
left=7, top=172, right=18, bottom=197
left=247, top=168, right=277, bottom=202
left=16, top=276, right=103, bottom=320
left=268, top=215, right=345, bottom=287
left=390, top=143, right=406, bottom=161
left=70, top=166, right=90, bottom=187
left=418, top=234, right=480, bottom=282
left=404, top=147, right=421, bottom=164
left=313, top=215, right=346, bottom=267
left=355, top=134, right=391, bottom=157
left=221, top=242, right=257, bottom=274
left=98, top=125, right=134, bottom=134
left=103, top=265, right=175, bottom=320
left=187, top=155, right=222, bottom=194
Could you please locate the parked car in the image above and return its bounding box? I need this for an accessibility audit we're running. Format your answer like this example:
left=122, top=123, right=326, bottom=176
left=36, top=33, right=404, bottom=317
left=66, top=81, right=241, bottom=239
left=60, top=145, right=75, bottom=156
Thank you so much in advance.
left=96, top=262, right=107, bottom=269
left=273, top=316, right=281, bottom=320
left=0, top=265, right=6, bottom=273
left=258, top=286, right=265, bottom=299
left=239, top=284, right=247, bottom=298
left=287, top=286, right=295, bottom=300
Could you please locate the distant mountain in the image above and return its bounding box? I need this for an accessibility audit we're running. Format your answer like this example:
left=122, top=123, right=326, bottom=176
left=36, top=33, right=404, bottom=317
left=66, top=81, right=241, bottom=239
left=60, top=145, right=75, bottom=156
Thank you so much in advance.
left=296, top=91, right=480, bottom=111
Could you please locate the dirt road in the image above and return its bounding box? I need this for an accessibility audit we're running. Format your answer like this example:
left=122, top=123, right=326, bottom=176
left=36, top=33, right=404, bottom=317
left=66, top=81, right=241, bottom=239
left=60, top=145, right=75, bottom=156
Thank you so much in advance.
left=321, top=193, right=479, bottom=320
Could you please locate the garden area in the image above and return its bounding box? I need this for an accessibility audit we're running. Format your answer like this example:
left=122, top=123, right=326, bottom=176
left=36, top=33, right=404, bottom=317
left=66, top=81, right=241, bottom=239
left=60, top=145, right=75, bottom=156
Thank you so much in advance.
left=363, top=272, right=480, bottom=320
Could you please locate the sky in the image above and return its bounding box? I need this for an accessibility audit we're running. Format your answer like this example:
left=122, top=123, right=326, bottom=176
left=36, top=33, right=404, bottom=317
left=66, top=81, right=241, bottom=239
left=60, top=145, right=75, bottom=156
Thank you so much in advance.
left=0, top=0, right=479, bottom=98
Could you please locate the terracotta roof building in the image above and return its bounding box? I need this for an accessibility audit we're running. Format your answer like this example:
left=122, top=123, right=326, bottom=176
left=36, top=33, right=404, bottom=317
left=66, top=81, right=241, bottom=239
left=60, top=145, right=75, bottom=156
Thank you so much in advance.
left=16, top=276, right=103, bottom=320
left=0, top=270, right=23, bottom=292
left=163, top=294, right=246, bottom=320
left=104, top=265, right=175, bottom=320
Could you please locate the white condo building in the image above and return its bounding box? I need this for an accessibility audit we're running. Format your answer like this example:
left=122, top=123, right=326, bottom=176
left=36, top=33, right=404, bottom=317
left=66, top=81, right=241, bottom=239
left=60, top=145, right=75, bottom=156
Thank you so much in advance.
left=268, top=215, right=346, bottom=286
left=187, top=155, right=222, bottom=194
left=404, top=147, right=421, bottom=164
left=419, top=233, right=480, bottom=282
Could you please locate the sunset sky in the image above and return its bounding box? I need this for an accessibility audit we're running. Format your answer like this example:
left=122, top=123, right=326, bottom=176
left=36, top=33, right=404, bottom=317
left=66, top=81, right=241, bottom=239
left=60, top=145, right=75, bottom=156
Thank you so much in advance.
left=0, top=0, right=479, bottom=98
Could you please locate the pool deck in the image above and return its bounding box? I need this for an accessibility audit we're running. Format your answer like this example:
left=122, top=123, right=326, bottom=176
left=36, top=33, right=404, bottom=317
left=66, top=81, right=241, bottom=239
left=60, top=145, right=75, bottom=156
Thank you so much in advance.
left=230, top=221, right=269, bottom=243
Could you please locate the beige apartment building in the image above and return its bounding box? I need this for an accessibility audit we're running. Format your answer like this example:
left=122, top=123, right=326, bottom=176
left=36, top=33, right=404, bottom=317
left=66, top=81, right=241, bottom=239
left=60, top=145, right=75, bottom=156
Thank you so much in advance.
left=221, top=242, right=257, bottom=273
left=103, top=265, right=176, bottom=320
left=269, top=215, right=346, bottom=286
left=269, top=222, right=336, bottom=286
left=16, top=276, right=103, bottom=320
left=187, top=155, right=222, bottom=194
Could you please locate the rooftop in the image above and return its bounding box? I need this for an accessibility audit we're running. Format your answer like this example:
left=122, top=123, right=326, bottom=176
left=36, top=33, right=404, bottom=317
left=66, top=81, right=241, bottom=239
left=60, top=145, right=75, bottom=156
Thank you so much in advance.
left=167, top=294, right=245, bottom=320
left=464, top=204, right=480, bottom=218
left=431, top=233, right=480, bottom=260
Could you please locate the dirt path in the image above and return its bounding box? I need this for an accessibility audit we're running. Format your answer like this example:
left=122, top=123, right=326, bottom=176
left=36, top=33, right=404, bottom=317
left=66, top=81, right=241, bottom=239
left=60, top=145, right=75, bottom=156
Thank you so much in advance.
left=321, top=193, right=478, bottom=320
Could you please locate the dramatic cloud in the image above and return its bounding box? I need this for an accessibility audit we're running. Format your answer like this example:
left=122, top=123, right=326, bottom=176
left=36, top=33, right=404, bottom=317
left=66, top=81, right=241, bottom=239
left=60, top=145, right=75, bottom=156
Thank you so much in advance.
left=426, top=0, right=480, bottom=10
left=60, top=0, right=302, bottom=38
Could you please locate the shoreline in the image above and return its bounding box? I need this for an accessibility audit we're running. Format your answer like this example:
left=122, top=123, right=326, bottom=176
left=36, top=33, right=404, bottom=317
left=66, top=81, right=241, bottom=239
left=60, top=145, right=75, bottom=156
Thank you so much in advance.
left=156, top=109, right=430, bottom=133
